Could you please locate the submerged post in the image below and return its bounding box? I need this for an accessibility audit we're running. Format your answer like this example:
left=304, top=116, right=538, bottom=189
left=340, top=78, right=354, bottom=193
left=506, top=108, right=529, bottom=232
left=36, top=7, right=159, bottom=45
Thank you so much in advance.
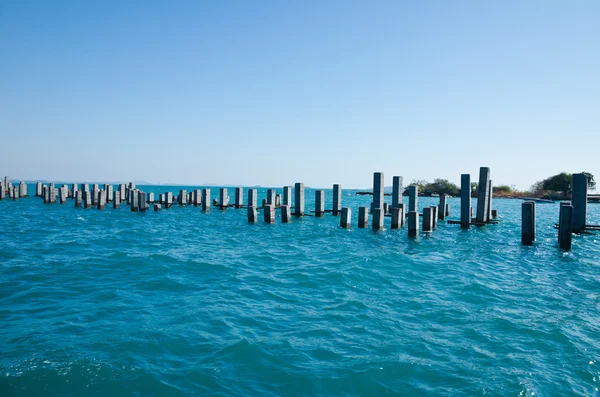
left=130, top=191, right=139, bottom=212
left=315, top=190, right=324, bottom=217
left=138, top=192, right=147, bottom=211
left=340, top=207, right=351, bottom=229
left=332, top=184, right=342, bottom=216
left=408, top=211, right=419, bottom=237
left=476, top=167, right=491, bottom=223
left=431, top=206, right=439, bottom=229
left=487, top=180, right=493, bottom=221
left=263, top=204, right=275, bottom=224
left=422, top=207, right=433, bottom=232
left=59, top=186, right=68, bottom=204
left=294, top=183, right=304, bottom=216
left=460, top=174, right=471, bottom=229
left=408, top=185, right=418, bottom=213
left=358, top=206, right=368, bottom=228
left=391, top=207, right=401, bottom=229
left=281, top=205, right=291, bottom=223
left=398, top=203, right=406, bottom=227
left=247, top=206, right=257, bottom=223
left=372, top=208, right=384, bottom=230
left=559, top=204, right=573, bottom=250
left=572, top=173, right=588, bottom=233
left=521, top=201, right=536, bottom=246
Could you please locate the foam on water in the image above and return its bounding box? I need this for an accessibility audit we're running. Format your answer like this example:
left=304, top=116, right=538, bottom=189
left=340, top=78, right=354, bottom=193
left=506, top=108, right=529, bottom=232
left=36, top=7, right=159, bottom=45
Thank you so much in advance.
left=1, top=184, right=599, bottom=396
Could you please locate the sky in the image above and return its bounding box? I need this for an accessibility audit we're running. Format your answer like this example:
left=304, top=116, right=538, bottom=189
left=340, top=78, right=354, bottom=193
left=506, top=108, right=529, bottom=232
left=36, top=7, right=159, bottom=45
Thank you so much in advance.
left=0, top=0, right=598, bottom=190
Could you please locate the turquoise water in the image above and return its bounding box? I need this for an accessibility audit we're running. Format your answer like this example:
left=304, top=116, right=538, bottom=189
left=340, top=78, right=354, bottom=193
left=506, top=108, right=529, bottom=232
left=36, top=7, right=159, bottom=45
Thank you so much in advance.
left=1, top=184, right=599, bottom=396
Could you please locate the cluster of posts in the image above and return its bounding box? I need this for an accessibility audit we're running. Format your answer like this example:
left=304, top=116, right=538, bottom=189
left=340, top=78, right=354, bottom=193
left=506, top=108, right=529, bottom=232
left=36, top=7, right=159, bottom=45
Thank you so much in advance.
left=2, top=168, right=596, bottom=251
left=521, top=173, right=598, bottom=250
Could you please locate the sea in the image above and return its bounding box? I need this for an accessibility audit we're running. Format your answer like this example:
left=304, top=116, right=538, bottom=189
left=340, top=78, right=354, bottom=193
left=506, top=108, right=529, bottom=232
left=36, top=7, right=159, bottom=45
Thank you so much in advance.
left=1, top=184, right=599, bottom=396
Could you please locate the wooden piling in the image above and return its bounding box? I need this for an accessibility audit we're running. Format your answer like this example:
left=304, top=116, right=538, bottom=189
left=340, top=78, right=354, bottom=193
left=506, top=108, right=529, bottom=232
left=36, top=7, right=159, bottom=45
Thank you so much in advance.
left=178, top=190, right=187, bottom=206
left=281, top=205, right=291, bottom=223
left=83, top=191, right=91, bottom=208
left=98, top=190, right=106, bottom=210
left=572, top=173, right=588, bottom=233
left=130, top=191, right=139, bottom=212
left=148, top=192, right=154, bottom=204
left=559, top=204, right=573, bottom=250
left=35, top=182, right=42, bottom=197
left=267, top=189, right=275, bottom=206
left=446, top=203, right=450, bottom=217
left=476, top=167, right=491, bottom=223
left=275, top=194, right=281, bottom=207
left=340, top=207, right=351, bottom=228
left=408, top=211, right=419, bottom=237
left=521, top=201, right=535, bottom=246
left=487, top=180, right=493, bottom=221
left=332, top=184, right=342, bottom=215
left=71, top=184, right=78, bottom=199
left=294, top=183, right=304, bottom=216
left=460, top=174, right=471, bottom=229
left=263, top=204, right=275, bottom=223
left=248, top=189, right=257, bottom=208
left=59, top=186, right=68, bottom=204
left=315, top=190, right=324, bottom=217
left=154, top=204, right=161, bottom=211
left=166, top=192, right=173, bottom=208
left=138, top=192, right=147, bottom=211
left=358, top=207, right=368, bottom=228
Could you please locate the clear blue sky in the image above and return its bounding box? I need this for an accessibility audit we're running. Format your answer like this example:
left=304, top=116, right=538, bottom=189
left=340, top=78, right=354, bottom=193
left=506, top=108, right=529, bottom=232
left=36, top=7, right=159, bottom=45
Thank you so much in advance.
left=1, top=0, right=598, bottom=189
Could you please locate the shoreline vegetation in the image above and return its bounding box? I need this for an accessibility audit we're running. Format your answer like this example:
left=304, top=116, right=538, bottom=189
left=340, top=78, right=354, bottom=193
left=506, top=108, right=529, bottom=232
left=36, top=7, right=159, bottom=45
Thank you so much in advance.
left=356, top=172, right=598, bottom=202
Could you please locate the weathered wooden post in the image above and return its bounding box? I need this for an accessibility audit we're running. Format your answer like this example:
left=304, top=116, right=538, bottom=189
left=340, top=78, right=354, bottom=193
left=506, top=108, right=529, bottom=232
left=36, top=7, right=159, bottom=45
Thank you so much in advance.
left=119, top=184, right=126, bottom=202
left=248, top=188, right=257, bottom=209
left=98, top=190, right=106, bottom=210
left=372, top=172, right=384, bottom=212
left=422, top=207, right=433, bottom=232
left=113, top=191, right=120, bottom=209
left=266, top=189, right=276, bottom=206
left=36, top=182, right=42, bottom=197
left=572, top=173, right=588, bottom=233
left=83, top=191, right=91, bottom=208
left=431, top=206, right=439, bottom=228
left=408, top=185, right=418, bottom=213
left=332, top=184, right=342, bottom=215
left=398, top=203, right=406, bottom=227
left=521, top=201, right=535, bottom=246
left=559, top=204, right=573, bottom=250
left=294, top=183, right=304, bottom=216
left=71, top=183, right=78, bottom=199
left=487, top=180, right=493, bottom=221
left=281, top=205, right=291, bottom=223
left=178, top=190, right=187, bottom=206
left=392, top=176, right=403, bottom=209
left=219, top=188, right=229, bottom=208
left=59, top=186, right=68, bottom=204
left=154, top=204, right=161, bottom=211
left=391, top=207, right=402, bottom=229
left=262, top=199, right=267, bottom=207
left=476, top=167, right=491, bottom=224
left=263, top=204, right=275, bottom=224
left=408, top=211, right=419, bottom=237
left=147, top=192, right=154, bottom=204
left=438, top=194, right=447, bottom=220
left=275, top=194, right=281, bottom=207
left=247, top=206, right=257, bottom=223
left=235, top=187, right=243, bottom=209
left=138, top=192, right=147, bottom=211
left=75, top=190, right=82, bottom=207
left=17, top=182, right=26, bottom=197
left=130, top=191, right=139, bottom=212
left=202, top=189, right=210, bottom=210
left=165, top=192, right=173, bottom=208
left=358, top=207, right=368, bottom=228
left=0, top=181, right=4, bottom=201
left=384, top=203, right=390, bottom=215
left=42, top=185, right=48, bottom=203
left=461, top=174, right=471, bottom=229
left=340, top=207, right=351, bottom=228
left=315, top=190, right=325, bottom=217
left=372, top=208, right=384, bottom=230
left=283, top=186, right=292, bottom=206
left=11, top=186, right=18, bottom=200
left=50, top=186, right=57, bottom=204
left=446, top=203, right=450, bottom=217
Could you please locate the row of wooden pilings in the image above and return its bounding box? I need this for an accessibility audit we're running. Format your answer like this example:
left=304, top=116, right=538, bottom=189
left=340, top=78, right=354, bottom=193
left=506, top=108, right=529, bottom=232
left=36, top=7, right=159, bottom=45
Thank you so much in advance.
left=521, top=173, right=597, bottom=250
